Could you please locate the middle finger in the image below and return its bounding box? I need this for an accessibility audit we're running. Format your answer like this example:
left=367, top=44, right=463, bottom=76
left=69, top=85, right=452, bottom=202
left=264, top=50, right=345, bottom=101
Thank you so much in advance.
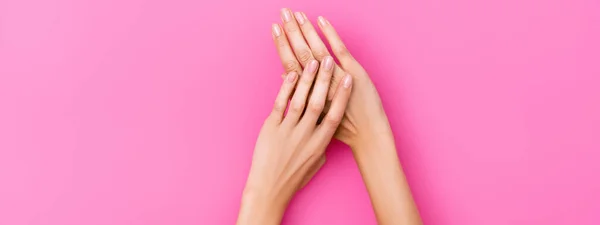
left=293, top=11, right=345, bottom=101
left=280, top=8, right=315, bottom=67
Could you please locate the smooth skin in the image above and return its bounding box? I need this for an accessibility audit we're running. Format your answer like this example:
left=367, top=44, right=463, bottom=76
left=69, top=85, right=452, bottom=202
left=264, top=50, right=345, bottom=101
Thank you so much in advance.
left=238, top=8, right=422, bottom=225
left=237, top=59, right=353, bottom=225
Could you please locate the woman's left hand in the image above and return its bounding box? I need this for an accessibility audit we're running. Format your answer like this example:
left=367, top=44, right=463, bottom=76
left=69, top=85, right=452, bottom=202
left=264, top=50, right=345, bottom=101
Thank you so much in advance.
left=237, top=60, right=353, bottom=225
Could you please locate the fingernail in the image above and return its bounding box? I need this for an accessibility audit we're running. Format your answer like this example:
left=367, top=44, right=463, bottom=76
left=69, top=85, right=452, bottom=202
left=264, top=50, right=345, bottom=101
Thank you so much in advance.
left=318, top=16, right=328, bottom=27
left=287, top=72, right=297, bottom=82
left=323, top=56, right=333, bottom=71
left=343, top=74, right=352, bottom=88
left=272, top=24, right=281, bottom=37
left=281, top=8, right=292, bottom=22
left=308, top=60, right=319, bottom=73
left=294, top=12, right=305, bottom=25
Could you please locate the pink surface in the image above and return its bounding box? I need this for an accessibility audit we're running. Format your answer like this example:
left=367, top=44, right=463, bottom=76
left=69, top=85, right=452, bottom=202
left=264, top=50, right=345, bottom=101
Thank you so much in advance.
left=1, top=0, right=599, bottom=224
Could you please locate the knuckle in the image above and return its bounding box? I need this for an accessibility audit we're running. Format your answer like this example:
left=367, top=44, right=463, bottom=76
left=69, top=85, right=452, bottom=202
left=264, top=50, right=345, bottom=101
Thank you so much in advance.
left=296, top=50, right=313, bottom=64
left=284, top=60, right=300, bottom=72
left=317, top=72, right=331, bottom=82
left=300, top=76, right=314, bottom=85
left=313, top=50, right=329, bottom=60
left=290, top=101, right=305, bottom=113
left=334, top=45, right=350, bottom=58
left=308, top=101, right=324, bottom=114
left=284, top=25, right=299, bottom=33
left=323, top=115, right=342, bottom=127
left=273, top=101, right=286, bottom=112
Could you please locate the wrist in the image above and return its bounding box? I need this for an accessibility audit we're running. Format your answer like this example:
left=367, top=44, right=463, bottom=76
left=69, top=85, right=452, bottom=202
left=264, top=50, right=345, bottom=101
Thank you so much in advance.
left=349, top=116, right=394, bottom=152
left=237, top=188, right=285, bottom=225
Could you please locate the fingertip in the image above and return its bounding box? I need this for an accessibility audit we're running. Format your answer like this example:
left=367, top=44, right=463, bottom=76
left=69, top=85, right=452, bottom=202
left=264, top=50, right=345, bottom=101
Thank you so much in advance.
left=317, top=16, right=328, bottom=27
left=342, top=74, right=353, bottom=88
left=323, top=56, right=334, bottom=71
left=300, top=12, right=308, bottom=20
left=272, top=24, right=282, bottom=37
left=307, top=59, right=319, bottom=74
left=294, top=12, right=305, bottom=25
left=281, top=8, right=292, bottom=22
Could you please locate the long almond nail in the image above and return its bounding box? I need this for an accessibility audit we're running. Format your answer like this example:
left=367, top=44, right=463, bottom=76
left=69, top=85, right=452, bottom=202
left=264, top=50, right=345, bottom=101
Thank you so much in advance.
left=272, top=24, right=281, bottom=37
left=294, top=12, right=305, bottom=24
left=287, top=72, right=297, bottom=83
left=318, top=16, right=328, bottom=27
left=323, top=56, right=333, bottom=71
left=308, top=60, right=319, bottom=73
left=343, top=74, right=352, bottom=88
left=281, top=9, right=292, bottom=22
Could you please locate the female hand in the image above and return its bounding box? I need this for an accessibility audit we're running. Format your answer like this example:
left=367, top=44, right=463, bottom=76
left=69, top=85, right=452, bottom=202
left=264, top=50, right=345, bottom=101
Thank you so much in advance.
left=272, top=9, right=423, bottom=225
left=237, top=60, right=353, bottom=225
left=272, top=8, right=390, bottom=148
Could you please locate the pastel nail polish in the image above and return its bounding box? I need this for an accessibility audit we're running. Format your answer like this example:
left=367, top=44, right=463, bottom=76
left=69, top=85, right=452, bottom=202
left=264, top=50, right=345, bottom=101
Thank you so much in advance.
left=318, top=16, right=328, bottom=27
left=281, top=9, right=291, bottom=22
left=272, top=24, right=281, bottom=37
left=308, top=60, right=318, bottom=73
left=294, top=12, right=305, bottom=25
left=323, top=56, right=333, bottom=71
left=343, top=74, right=352, bottom=88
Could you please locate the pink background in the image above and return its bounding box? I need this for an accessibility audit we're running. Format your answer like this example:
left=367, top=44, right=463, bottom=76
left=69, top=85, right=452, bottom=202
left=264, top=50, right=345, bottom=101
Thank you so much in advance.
left=1, top=0, right=599, bottom=224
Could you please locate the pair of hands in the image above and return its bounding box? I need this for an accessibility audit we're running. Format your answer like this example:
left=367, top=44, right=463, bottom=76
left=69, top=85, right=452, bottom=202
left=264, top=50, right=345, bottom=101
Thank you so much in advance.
left=238, top=8, right=392, bottom=225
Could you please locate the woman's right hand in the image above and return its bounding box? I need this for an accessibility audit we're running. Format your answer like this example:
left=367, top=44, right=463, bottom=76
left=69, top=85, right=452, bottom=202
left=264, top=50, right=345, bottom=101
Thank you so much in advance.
left=272, top=9, right=392, bottom=148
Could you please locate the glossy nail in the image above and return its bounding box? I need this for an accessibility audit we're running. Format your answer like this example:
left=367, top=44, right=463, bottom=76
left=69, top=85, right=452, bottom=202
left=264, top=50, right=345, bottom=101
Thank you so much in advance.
left=272, top=24, right=281, bottom=37
left=308, top=60, right=319, bottom=73
left=281, top=8, right=292, bottom=22
left=318, top=16, right=328, bottom=27
left=323, top=56, right=333, bottom=71
left=294, top=12, right=305, bottom=25
left=343, top=74, right=352, bottom=88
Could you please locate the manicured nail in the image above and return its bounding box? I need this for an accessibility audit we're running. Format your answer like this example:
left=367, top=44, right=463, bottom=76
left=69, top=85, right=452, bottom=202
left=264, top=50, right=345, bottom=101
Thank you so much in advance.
left=318, top=16, right=328, bottom=27
left=308, top=60, right=319, bottom=73
left=323, top=56, right=333, bottom=71
left=294, top=12, right=305, bottom=25
left=281, top=8, right=292, bottom=22
left=343, top=74, right=352, bottom=88
left=272, top=24, right=281, bottom=37
left=287, top=72, right=297, bottom=82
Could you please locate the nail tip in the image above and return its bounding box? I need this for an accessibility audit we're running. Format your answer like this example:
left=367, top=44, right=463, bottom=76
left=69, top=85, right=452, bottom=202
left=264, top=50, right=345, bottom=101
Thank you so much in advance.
left=343, top=74, right=353, bottom=87
left=271, top=24, right=281, bottom=36
left=317, top=16, right=328, bottom=26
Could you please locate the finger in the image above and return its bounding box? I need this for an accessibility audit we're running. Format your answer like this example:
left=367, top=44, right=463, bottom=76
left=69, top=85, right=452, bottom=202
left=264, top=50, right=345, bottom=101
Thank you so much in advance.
left=315, top=74, right=353, bottom=139
left=299, top=56, right=334, bottom=127
left=293, top=12, right=329, bottom=61
left=317, top=16, right=359, bottom=69
left=283, top=60, right=319, bottom=125
left=272, top=23, right=302, bottom=76
left=281, top=8, right=315, bottom=67
left=299, top=156, right=326, bottom=189
left=270, top=71, right=298, bottom=123
left=294, top=12, right=344, bottom=100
